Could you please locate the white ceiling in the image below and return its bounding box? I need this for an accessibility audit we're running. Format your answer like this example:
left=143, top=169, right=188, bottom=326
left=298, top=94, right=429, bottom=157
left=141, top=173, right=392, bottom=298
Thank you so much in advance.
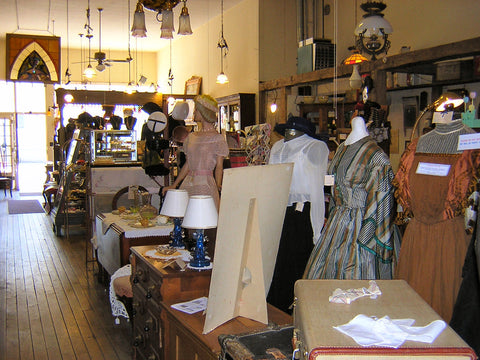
left=1, top=0, right=242, bottom=52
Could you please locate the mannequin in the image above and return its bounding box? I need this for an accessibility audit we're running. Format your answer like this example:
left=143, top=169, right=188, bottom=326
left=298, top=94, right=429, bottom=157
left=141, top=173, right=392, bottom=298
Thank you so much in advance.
left=394, top=115, right=480, bottom=322
left=267, top=116, right=329, bottom=313
left=304, top=115, right=398, bottom=280
left=344, top=116, right=370, bottom=145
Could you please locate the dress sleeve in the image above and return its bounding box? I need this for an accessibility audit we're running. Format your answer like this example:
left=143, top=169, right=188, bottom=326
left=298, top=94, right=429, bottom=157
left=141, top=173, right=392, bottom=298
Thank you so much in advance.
left=357, top=153, right=397, bottom=264
left=215, top=134, right=229, bottom=157
left=392, top=139, right=418, bottom=222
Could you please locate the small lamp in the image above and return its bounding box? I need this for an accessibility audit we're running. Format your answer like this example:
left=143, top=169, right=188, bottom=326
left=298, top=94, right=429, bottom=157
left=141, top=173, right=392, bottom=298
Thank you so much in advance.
left=182, top=195, right=218, bottom=268
left=349, top=64, right=363, bottom=90
left=160, top=189, right=190, bottom=248
left=410, top=92, right=464, bottom=141
left=178, top=0, right=193, bottom=35
left=131, top=2, right=147, bottom=38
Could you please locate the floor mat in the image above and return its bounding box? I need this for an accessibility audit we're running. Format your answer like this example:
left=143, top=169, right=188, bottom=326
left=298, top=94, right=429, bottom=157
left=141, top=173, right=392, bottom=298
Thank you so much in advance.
left=7, top=199, right=45, bottom=214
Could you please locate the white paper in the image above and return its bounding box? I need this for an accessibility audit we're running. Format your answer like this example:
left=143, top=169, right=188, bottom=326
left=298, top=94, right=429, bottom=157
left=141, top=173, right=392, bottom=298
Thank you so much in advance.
left=325, top=175, right=335, bottom=186
left=458, top=133, right=480, bottom=151
left=416, top=162, right=451, bottom=176
left=171, top=297, right=208, bottom=314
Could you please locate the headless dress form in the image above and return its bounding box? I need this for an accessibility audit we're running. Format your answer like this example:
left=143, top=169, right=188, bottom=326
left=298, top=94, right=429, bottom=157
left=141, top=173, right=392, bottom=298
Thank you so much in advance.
left=394, top=118, right=479, bottom=321
left=345, top=116, right=370, bottom=145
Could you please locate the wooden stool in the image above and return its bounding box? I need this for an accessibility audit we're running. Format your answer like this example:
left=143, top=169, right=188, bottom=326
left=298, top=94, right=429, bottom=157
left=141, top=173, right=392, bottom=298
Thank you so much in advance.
left=43, top=184, right=58, bottom=214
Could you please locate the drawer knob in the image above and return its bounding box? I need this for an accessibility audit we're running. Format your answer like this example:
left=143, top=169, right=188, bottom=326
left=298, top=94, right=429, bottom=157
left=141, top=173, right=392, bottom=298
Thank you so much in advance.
left=133, top=334, right=144, bottom=347
left=146, top=285, right=156, bottom=299
left=144, top=318, right=153, bottom=332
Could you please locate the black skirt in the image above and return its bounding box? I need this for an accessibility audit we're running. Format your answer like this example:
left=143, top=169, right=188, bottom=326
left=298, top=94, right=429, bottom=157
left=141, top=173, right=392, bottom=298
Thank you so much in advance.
left=267, top=202, right=314, bottom=314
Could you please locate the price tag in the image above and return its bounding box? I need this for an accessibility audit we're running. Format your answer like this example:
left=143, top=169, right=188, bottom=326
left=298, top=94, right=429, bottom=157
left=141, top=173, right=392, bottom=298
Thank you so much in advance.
left=432, top=111, right=453, bottom=124
left=324, top=175, right=335, bottom=186
left=458, top=133, right=480, bottom=151
left=416, top=162, right=451, bottom=176
left=295, top=202, right=304, bottom=212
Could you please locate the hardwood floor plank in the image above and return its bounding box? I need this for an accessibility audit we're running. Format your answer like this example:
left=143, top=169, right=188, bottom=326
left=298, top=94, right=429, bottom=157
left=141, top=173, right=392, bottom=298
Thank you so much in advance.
left=1, top=195, right=132, bottom=360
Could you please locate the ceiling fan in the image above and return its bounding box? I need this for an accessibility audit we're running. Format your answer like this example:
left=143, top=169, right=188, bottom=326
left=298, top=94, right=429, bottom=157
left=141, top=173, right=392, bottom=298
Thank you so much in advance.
left=92, top=8, right=133, bottom=72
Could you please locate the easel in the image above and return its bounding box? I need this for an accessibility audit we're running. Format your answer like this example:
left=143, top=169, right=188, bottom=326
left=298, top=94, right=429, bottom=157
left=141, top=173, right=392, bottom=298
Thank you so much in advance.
left=203, top=163, right=293, bottom=334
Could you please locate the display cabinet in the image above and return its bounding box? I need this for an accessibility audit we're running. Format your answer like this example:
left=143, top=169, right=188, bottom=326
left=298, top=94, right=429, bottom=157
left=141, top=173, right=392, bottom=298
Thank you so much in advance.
left=50, top=130, right=88, bottom=236
left=217, top=93, right=255, bottom=132
left=89, top=129, right=138, bottom=165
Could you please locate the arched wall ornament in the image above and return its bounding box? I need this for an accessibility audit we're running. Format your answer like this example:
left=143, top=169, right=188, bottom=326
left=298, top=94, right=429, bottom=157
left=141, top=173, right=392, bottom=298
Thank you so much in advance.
left=6, top=34, right=61, bottom=83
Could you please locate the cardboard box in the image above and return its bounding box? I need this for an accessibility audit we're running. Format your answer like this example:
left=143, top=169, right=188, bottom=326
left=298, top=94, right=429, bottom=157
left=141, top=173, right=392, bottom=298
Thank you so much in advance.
left=293, top=280, right=476, bottom=359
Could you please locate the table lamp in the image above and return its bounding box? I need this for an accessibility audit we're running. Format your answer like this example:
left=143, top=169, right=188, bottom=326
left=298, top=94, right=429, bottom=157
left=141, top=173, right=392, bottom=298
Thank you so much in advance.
left=159, top=189, right=189, bottom=248
left=181, top=195, right=218, bottom=268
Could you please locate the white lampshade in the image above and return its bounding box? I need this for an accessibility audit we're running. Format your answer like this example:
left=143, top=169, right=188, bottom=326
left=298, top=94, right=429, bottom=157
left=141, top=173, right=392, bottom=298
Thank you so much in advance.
left=131, top=2, right=147, bottom=38
left=354, top=15, right=393, bottom=37
left=182, top=196, right=218, bottom=229
left=161, top=9, right=174, bottom=31
left=160, top=189, right=189, bottom=217
left=178, top=3, right=193, bottom=35
left=83, top=64, right=95, bottom=79
left=216, top=72, right=229, bottom=84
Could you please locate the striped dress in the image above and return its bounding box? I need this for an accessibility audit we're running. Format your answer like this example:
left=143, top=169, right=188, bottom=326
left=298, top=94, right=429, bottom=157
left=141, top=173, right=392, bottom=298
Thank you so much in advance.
left=304, top=136, right=399, bottom=280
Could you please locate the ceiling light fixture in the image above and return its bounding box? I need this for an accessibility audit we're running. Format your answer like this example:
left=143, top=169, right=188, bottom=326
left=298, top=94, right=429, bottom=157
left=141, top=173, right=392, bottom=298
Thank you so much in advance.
left=133, top=0, right=193, bottom=39
left=83, top=0, right=96, bottom=79
left=354, top=1, right=392, bottom=60
left=216, top=0, right=229, bottom=85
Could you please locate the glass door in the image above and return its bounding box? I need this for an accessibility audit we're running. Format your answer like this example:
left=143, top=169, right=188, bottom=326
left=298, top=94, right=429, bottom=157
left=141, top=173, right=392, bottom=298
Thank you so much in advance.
left=0, top=114, right=16, bottom=188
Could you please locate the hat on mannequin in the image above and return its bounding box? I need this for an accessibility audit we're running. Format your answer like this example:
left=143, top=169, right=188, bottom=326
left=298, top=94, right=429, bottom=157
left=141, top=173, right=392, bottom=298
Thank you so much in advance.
left=194, top=94, right=218, bottom=123
left=274, top=116, right=316, bottom=138
left=171, top=101, right=190, bottom=121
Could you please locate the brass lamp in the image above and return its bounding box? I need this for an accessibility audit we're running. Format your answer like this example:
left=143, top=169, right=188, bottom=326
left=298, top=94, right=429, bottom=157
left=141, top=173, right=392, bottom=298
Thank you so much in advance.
left=410, top=92, right=464, bottom=141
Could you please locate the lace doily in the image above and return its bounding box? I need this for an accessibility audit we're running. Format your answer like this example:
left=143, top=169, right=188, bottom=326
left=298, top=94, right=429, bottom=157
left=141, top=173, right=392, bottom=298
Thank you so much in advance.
left=109, top=264, right=132, bottom=324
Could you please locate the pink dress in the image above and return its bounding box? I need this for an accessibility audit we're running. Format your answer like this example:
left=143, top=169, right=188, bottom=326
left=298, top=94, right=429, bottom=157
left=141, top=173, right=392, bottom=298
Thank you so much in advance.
left=180, top=131, right=229, bottom=209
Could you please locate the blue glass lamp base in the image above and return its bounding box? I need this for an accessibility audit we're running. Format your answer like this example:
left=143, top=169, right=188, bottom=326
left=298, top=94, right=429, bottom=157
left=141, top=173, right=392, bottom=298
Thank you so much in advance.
left=169, top=217, right=185, bottom=248
left=189, top=230, right=210, bottom=268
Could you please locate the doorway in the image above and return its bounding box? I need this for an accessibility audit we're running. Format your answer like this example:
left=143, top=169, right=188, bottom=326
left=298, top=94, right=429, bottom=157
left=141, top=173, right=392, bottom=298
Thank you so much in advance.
left=16, top=113, right=47, bottom=194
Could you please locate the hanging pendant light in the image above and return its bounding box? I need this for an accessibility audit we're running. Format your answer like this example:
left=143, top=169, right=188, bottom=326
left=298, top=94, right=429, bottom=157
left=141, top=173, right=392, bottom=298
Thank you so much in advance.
left=160, top=3, right=175, bottom=39
left=83, top=64, right=96, bottom=79
left=132, top=2, right=147, bottom=37
left=178, top=0, right=192, bottom=35
left=216, top=0, right=229, bottom=84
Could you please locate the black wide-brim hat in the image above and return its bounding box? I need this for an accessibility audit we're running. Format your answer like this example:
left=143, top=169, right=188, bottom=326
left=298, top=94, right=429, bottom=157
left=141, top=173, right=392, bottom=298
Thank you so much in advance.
left=274, top=116, right=316, bottom=138
left=141, top=102, right=162, bottom=115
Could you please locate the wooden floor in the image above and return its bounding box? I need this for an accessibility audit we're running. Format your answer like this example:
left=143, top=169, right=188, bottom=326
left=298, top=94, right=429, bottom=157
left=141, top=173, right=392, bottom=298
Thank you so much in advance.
left=0, top=192, right=132, bottom=360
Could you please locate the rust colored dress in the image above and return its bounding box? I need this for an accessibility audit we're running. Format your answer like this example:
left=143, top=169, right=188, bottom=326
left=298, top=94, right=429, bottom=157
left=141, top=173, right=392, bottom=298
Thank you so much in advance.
left=394, top=138, right=480, bottom=321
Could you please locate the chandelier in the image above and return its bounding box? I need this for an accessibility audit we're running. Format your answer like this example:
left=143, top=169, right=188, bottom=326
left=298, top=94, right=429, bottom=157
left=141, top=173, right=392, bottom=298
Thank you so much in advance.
left=132, top=0, right=192, bottom=39
left=354, top=1, right=392, bottom=60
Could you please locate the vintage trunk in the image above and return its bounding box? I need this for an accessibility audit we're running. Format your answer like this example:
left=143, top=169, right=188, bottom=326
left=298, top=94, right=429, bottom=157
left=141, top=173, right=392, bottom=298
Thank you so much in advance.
left=293, top=279, right=476, bottom=360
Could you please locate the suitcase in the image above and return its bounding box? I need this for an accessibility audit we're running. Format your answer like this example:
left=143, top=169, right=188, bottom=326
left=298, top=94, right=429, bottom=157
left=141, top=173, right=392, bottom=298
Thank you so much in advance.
left=219, top=325, right=294, bottom=360
left=293, top=279, right=476, bottom=360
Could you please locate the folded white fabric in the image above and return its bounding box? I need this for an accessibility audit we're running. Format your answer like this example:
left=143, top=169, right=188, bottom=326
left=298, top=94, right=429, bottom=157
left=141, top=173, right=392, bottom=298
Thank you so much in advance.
left=334, top=314, right=446, bottom=348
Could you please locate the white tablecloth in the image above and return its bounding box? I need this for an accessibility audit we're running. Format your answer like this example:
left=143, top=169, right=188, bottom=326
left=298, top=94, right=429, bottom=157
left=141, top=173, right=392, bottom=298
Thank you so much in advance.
left=101, top=212, right=173, bottom=238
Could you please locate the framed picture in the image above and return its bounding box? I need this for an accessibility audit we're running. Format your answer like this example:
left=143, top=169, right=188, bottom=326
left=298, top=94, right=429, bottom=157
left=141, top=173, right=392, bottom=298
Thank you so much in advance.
left=184, top=76, right=202, bottom=95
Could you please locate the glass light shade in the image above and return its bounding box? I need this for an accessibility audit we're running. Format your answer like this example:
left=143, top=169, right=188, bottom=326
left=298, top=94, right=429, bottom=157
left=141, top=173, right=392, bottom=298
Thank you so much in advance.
left=182, top=196, right=218, bottom=229
left=349, top=65, right=363, bottom=89
left=355, top=15, right=393, bottom=37
left=161, top=28, right=174, bottom=39
left=178, top=4, right=193, bottom=35
left=160, top=189, right=189, bottom=217
left=131, top=2, right=147, bottom=38
left=433, top=92, right=464, bottom=111
left=270, top=102, right=277, bottom=113
left=161, top=9, right=174, bottom=31
left=344, top=52, right=368, bottom=65
left=216, top=72, right=229, bottom=84
left=83, top=64, right=95, bottom=79
left=96, top=63, right=106, bottom=72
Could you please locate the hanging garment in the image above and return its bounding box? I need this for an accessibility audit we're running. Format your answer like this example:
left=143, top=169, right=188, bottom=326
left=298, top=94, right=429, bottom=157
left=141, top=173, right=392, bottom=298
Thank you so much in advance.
left=393, top=138, right=480, bottom=322
left=304, top=136, right=399, bottom=280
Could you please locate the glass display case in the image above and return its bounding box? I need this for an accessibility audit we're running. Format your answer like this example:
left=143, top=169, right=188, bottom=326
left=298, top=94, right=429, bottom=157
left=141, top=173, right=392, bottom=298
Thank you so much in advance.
left=89, top=130, right=138, bottom=165
left=217, top=93, right=256, bottom=132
